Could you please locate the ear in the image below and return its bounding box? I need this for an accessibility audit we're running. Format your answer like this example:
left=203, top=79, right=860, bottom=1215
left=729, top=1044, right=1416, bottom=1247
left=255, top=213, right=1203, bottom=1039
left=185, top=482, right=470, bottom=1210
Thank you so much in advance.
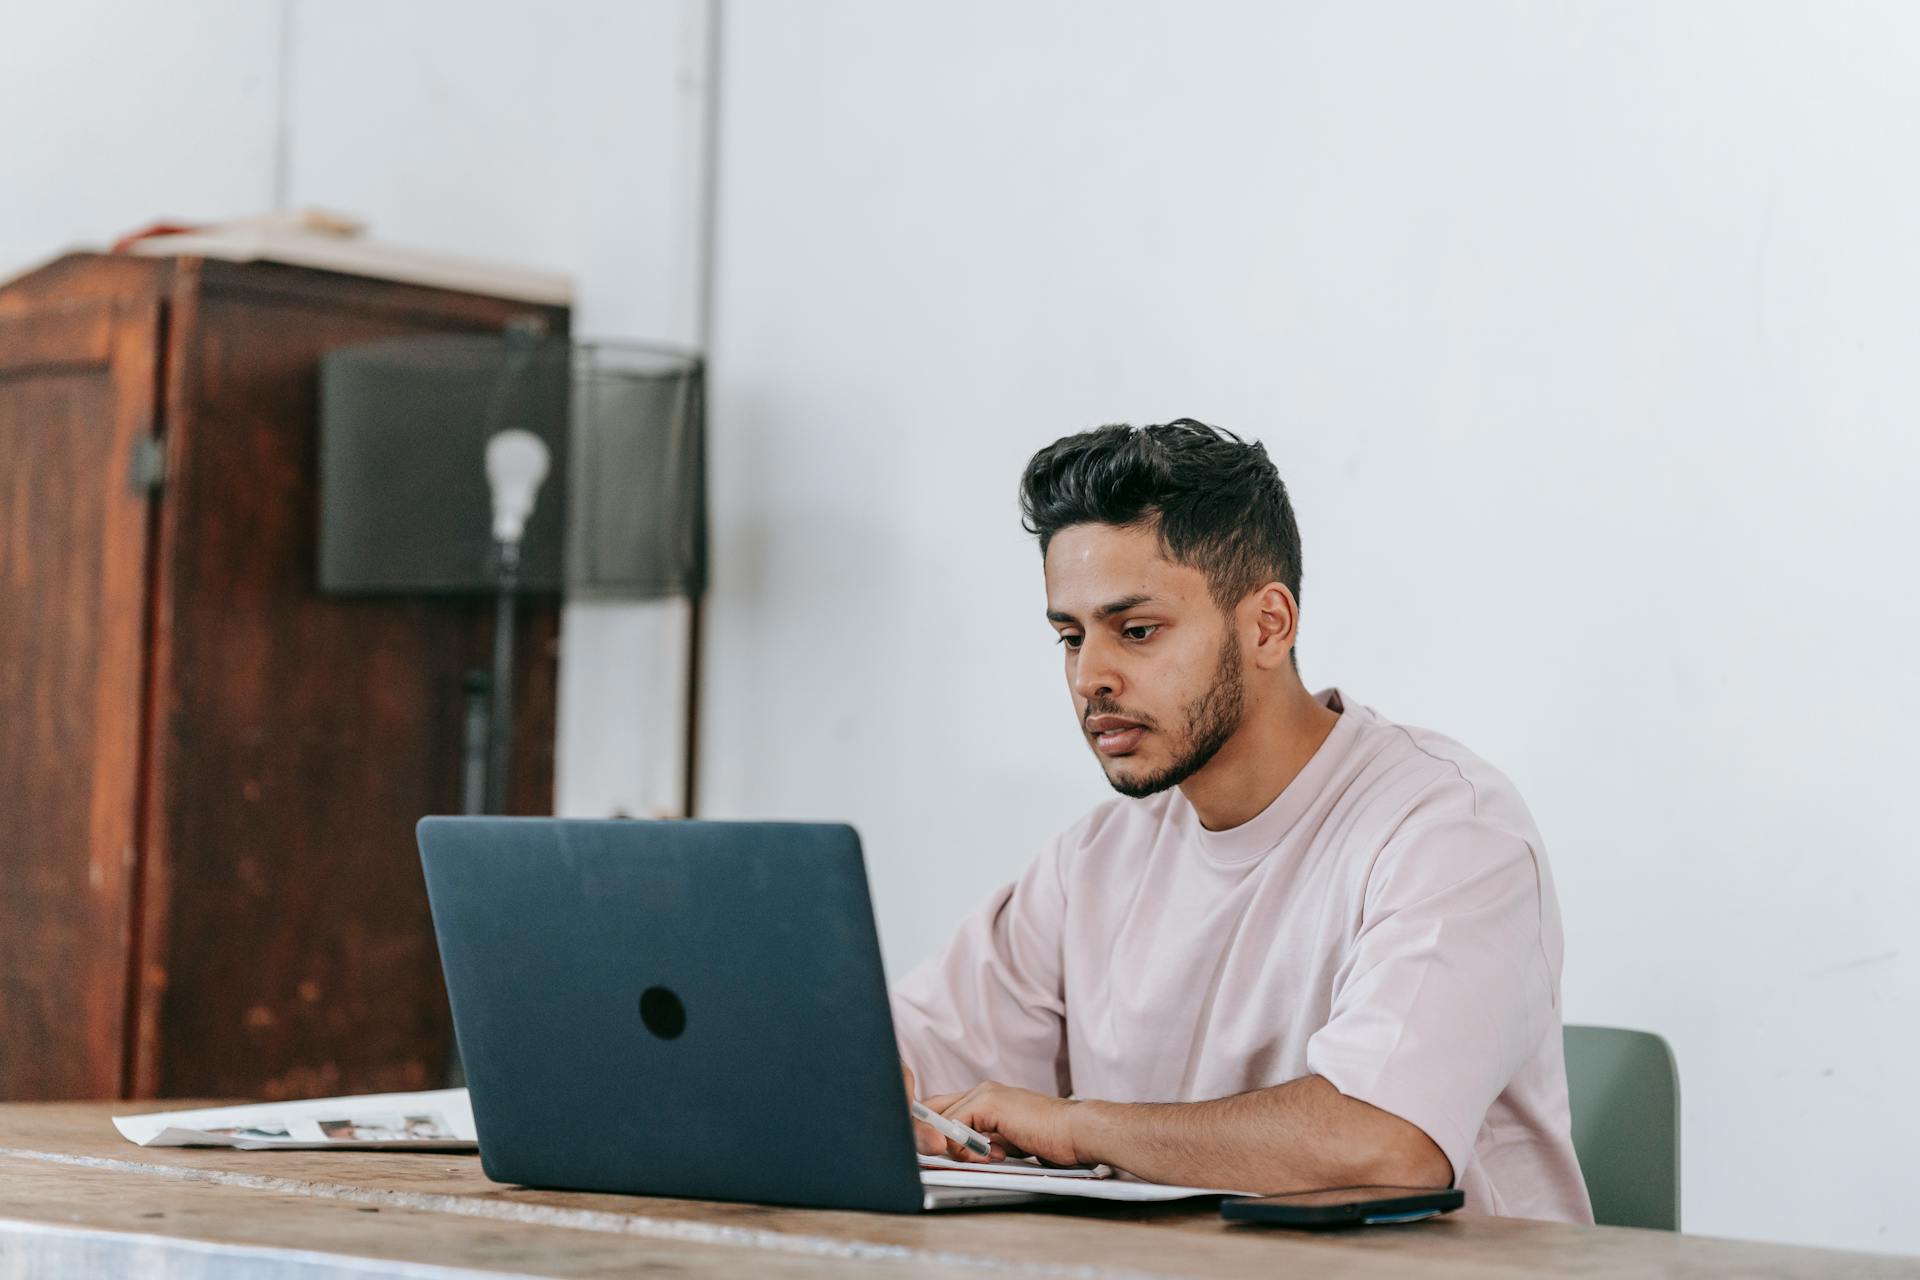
left=1242, top=582, right=1299, bottom=672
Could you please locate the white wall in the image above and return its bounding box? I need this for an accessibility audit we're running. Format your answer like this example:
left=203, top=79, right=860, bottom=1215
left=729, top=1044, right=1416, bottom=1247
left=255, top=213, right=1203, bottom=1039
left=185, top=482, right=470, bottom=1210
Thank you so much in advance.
left=0, top=0, right=711, bottom=821
left=0, top=0, right=282, bottom=279
left=700, top=0, right=1920, bottom=1255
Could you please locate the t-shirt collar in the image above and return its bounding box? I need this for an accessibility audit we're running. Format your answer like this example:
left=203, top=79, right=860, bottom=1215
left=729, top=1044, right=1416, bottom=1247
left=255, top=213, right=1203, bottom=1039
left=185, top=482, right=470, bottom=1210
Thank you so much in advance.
left=1186, top=687, right=1356, bottom=866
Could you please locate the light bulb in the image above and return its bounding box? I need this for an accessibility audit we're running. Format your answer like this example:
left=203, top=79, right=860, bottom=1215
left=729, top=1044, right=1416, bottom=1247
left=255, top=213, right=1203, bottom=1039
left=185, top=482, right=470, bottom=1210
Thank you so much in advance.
left=484, top=429, right=551, bottom=546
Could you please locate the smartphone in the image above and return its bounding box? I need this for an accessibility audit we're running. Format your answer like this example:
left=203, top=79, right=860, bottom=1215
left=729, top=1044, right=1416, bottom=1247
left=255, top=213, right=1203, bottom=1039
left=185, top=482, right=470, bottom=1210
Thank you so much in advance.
left=1220, top=1185, right=1464, bottom=1228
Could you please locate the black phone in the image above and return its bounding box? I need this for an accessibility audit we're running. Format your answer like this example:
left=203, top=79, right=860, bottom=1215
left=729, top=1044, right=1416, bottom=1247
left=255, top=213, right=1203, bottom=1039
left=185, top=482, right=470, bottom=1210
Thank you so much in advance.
left=1220, top=1185, right=1464, bottom=1229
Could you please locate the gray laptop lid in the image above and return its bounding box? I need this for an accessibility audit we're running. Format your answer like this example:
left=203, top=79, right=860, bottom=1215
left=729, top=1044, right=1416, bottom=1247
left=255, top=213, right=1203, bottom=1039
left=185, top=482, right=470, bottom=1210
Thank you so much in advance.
left=418, top=817, right=928, bottom=1213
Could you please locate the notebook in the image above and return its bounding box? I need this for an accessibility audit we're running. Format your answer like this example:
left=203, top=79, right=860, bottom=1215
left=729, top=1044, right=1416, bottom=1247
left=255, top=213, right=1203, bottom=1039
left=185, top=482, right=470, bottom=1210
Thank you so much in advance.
left=916, top=1154, right=1253, bottom=1203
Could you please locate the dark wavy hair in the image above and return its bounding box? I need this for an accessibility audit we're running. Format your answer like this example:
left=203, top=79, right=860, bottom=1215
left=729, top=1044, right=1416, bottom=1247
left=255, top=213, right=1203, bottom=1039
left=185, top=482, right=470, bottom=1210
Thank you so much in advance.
left=1019, top=418, right=1303, bottom=646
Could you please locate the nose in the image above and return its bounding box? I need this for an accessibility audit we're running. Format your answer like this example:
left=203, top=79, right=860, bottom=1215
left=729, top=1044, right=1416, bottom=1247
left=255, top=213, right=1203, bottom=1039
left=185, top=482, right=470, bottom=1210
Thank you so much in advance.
left=1071, top=631, right=1121, bottom=703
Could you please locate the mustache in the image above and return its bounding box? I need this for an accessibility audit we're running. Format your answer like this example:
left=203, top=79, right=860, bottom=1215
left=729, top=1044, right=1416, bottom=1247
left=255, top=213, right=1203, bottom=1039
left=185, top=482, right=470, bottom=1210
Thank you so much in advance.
left=1083, top=700, right=1157, bottom=730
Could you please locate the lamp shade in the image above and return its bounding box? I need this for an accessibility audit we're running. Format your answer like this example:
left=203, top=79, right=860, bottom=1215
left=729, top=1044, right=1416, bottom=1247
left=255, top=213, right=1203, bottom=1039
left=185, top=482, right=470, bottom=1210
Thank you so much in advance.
left=318, top=334, right=704, bottom=598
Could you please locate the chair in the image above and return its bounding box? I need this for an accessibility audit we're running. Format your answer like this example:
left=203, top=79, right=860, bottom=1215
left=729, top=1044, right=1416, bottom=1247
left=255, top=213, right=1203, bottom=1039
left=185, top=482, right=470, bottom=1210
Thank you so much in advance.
left=1562, top=1025, right=1681, bottom=1230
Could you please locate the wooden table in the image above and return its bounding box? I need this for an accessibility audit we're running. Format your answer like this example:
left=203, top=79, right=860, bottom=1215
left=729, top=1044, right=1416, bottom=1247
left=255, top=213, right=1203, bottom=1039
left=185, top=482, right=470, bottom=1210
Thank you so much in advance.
left=1, top=1103, right=1912, bottom=1278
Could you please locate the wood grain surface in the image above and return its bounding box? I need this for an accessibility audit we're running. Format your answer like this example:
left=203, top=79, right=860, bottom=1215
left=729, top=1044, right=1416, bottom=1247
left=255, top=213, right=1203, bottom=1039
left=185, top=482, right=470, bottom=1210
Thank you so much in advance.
left=132, top=257, right=563, bottom=1102
left=0, top=299, right=160, bottom=1101
left=1, top=1103, right=1914, bottom=1279
left=0, top=254, right=566, bottom=1107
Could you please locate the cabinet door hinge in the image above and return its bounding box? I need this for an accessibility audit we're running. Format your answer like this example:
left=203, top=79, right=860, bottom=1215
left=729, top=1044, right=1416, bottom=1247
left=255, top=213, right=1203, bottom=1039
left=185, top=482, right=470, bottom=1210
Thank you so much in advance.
left=128, top=436, right=165, bottom=494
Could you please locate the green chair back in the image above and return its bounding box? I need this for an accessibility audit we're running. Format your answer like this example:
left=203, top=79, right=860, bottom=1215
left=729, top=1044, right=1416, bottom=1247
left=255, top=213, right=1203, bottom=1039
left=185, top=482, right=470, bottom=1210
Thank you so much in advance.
left=1563, top=1024, right=1680, bottom=1231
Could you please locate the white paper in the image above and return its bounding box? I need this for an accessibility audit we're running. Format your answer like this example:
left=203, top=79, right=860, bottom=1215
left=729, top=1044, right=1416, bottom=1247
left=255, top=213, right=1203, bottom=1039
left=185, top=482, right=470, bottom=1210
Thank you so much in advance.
left=916, top=1154, right=1110, bottom=1178
left=917, top=1167, right=1254, bottom=1202
left=113, top=1088, right=477, bottom=1151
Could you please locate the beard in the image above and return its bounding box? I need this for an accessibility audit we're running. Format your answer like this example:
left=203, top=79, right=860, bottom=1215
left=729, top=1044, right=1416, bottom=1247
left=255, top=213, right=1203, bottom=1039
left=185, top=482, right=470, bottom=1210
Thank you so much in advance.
left=1097, top=629, right=1247, bottom=799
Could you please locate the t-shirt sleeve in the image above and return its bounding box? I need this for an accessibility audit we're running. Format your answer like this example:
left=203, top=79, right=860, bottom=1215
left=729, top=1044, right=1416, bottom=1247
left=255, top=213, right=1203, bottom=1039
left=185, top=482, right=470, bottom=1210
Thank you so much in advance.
left=889, top=836, right=1071, bottom=1098
left=1304, top=816, right=1556, bottom=1183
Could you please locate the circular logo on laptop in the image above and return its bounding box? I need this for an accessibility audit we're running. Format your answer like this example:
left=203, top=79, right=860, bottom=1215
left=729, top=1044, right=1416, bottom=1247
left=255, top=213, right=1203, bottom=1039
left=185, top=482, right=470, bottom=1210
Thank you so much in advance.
left=639, top=985, right=687, bottom=1040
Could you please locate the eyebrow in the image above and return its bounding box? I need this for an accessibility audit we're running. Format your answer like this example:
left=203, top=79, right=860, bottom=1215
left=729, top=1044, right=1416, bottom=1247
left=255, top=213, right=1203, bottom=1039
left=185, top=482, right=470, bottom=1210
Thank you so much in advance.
left=1046, top=594, right=1155, bottom=625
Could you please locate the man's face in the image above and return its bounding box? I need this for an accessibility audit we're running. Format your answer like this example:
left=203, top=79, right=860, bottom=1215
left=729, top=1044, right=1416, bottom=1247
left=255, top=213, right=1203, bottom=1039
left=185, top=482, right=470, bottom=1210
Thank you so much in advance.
left=1044, top=522, right=1247, bottom=798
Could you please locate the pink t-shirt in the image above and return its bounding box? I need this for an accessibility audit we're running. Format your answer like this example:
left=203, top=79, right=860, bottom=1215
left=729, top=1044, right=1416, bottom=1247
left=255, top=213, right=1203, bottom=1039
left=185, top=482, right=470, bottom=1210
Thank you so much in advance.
left=892, top=688, right=1593, bottom=1223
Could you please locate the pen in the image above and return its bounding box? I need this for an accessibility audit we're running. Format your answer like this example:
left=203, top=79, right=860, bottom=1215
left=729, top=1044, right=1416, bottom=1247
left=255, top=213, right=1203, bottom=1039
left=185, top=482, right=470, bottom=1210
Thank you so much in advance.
left=911, top=1100, right=994, bottom=1159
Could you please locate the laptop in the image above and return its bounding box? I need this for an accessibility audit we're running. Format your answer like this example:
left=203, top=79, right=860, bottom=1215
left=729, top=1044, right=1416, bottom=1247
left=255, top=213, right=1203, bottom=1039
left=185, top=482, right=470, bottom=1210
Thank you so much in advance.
left=416, top=816, right=1035, bottom=1211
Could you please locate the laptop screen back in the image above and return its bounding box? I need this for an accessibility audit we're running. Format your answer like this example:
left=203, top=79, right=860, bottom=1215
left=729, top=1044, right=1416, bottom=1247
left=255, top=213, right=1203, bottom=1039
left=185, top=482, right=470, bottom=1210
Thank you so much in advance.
left=418, top=817, right=926, bottom=1212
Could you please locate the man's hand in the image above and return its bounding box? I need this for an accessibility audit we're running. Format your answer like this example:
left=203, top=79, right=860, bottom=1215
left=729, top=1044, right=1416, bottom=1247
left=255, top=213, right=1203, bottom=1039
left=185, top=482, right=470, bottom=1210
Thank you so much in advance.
left=900, top=1060, right=946, bottom=1156
left=920, top=1082, right=1080, bottom=1167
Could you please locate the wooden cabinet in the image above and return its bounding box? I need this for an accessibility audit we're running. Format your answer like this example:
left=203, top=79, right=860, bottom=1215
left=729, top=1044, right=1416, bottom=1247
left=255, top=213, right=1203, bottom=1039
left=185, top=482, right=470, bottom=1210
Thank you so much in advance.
left=0, top=254, right=563, bottom=1101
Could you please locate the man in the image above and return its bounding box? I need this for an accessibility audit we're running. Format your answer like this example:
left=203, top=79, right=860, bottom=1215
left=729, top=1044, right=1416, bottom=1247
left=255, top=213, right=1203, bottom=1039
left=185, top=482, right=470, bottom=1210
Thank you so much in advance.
left=892, top=420, right=1592, bottom=1222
